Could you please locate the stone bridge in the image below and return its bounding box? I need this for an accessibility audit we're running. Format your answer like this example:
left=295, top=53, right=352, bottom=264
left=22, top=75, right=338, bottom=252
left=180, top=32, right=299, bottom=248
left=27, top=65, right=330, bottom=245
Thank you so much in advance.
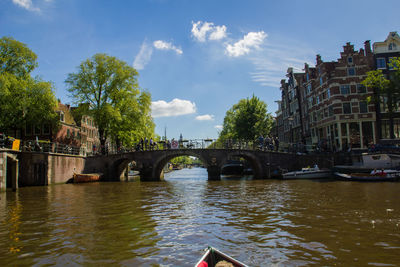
left=85, top=149, right=337, bottom=181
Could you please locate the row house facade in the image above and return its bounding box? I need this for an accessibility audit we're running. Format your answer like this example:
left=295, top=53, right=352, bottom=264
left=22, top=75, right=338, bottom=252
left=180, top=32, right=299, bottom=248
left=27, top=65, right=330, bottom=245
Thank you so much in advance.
left=5, top=101, right=100, bottom=153
left=372, top=32, right=400, bottom=140
left=278, top=40, right=377, bottom=151
left=76, top=114, right=100, bottom=154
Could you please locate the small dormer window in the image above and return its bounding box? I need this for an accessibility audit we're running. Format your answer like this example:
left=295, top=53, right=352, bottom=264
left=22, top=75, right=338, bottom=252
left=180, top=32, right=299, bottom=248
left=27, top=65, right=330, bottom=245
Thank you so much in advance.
left=389, top=43, right=397, bottom=50
left=59, top=111, right=65, bottom=122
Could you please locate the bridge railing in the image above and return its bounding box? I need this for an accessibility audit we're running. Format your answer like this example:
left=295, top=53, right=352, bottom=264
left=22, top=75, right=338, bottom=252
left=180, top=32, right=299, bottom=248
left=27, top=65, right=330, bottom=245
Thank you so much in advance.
left=20, top=140, right=83, bottom=155
left=105, top=139, right=280, bottom=154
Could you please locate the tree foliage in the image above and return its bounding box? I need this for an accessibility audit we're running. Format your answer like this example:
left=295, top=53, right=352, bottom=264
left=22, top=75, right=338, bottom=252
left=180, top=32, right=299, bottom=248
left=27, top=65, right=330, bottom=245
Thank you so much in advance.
left=170, top=156, right=197, bottom=165
left=218, top=95, right=273, bottom=142
left=66, top=53, right=154, bottom=149
left=362, top=58, right=400, bottom=139
left=0, top=37, right=58, bottom=132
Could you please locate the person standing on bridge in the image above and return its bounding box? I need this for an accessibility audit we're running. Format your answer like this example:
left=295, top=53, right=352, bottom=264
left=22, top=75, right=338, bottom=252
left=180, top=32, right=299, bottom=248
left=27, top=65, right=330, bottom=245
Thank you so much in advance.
left=274, top=136, right=279, bottom=151
left=258, top=135, right=264, bottom=150
left=149, top=138, right=154, bottom=150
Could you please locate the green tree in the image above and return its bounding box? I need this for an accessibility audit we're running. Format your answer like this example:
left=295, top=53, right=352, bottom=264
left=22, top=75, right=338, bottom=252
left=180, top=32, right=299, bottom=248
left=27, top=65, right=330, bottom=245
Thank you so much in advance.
left=218, top=95, right=273, bottom=142
left=362, top=58, right=400, bottom=139
left=170, top=156, right=193, bottom=166
left=66, top=53, right=154, bottom=151
left=0, top=37, right=58, bottom=133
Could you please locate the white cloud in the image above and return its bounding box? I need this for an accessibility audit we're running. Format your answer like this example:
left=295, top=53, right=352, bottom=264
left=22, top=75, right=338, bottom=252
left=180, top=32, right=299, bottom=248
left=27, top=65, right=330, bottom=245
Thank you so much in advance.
left=133, top=41, right=153, bottom=70
left=214, top=125, right=223, bottom=130
left=209, top=25, right=227, bottom=41
left=195, top=114, right=214, bottom=121
left=151, top=98, right=196, bottom=118
left=153, top=40, right=183, bottom=55
left=12, top=0, right=40, bottom=12
left=226, top=31, right=267, bottom=57
left=191, top=21, right=227, bottom=42
left=248, top=40, right=316, bottom=87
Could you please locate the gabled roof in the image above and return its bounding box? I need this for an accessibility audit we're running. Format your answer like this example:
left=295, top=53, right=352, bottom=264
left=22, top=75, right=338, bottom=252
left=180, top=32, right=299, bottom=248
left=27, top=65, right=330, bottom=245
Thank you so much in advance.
left=56, top=102, right=77, bottom=126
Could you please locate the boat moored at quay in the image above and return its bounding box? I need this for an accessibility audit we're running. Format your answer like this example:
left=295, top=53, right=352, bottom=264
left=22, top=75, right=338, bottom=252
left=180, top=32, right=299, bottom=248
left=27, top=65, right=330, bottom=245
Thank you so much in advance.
left=333, top=153, right=400, bottom=174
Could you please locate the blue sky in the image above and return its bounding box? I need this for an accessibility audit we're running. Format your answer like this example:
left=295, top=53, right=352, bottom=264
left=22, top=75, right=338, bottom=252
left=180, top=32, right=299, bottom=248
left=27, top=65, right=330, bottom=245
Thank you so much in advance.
left=2, top=0, right=400, bottom=140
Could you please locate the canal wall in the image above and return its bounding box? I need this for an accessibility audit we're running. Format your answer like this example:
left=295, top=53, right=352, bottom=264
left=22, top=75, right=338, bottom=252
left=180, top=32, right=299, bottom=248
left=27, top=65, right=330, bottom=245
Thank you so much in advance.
left=0, top=150, right=19, bottom=192
left=0, top=152, right=6, bottom=192
left=18, top=152, right=86, bottom=186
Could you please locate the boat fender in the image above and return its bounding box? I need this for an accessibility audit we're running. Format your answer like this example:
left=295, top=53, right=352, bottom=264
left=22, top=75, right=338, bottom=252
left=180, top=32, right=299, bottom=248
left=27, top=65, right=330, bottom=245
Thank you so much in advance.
left=198, top=261, right=208, bottom=267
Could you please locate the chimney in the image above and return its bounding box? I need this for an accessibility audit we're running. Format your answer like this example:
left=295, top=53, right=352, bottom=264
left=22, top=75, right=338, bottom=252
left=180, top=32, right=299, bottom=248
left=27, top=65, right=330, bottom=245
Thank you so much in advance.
left=316, top=54, right=322, bottom=65
left=364, top=40, right=371, bottom=56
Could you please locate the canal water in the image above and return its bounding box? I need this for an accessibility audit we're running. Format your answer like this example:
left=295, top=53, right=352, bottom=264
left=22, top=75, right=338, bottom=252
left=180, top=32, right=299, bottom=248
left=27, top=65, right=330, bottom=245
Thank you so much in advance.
left=1, top=167, right=400, bottom=266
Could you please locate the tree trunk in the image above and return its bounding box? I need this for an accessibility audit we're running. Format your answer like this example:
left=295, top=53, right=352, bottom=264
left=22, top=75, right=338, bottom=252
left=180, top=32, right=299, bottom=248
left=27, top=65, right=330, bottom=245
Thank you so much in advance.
left=375, top=90, right=382, bottom=141
left=388, top=92, right=395, bottom=139
left=99, top=129, right=106, bottom=155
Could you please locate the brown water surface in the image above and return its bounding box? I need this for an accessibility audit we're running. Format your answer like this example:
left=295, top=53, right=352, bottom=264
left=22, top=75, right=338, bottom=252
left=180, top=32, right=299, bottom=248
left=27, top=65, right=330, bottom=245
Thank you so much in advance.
left=1, top=168, right=400, bottom=266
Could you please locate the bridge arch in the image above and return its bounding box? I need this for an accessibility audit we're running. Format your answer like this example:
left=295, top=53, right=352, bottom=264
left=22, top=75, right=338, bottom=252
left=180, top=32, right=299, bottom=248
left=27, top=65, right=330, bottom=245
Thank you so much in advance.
left=111, top=157, right=138, bottom=180
left=219, top=150, right=263, bottom=179
left=152, top=150, right=209, bottom=180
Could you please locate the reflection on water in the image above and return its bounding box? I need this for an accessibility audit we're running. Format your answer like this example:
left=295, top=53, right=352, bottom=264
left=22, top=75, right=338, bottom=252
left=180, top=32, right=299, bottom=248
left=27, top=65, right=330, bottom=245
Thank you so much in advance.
left=1, top=167, right=400, bottom=266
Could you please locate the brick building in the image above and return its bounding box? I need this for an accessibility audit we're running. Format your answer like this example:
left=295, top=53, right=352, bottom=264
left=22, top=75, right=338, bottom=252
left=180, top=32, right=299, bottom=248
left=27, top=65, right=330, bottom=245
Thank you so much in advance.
left=279, top=40, right=377, bottom=151
left=53, top=102, right=81, bottom=147
left=75, top=114, right=100, bottom=155
left=372, top=31, right=400, bottom=140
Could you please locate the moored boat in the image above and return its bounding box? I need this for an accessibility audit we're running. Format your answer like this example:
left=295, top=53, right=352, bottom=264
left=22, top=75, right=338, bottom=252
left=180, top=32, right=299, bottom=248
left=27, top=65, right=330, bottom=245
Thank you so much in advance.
left=73, top=173, right=102, bottom=183
left=334, top=153, right=400, bottom=173
left=282, top=166, right=332, bottom=179
left=195, top=247, right=248, bottom=267
left=334, top=170, right=400, bottom=182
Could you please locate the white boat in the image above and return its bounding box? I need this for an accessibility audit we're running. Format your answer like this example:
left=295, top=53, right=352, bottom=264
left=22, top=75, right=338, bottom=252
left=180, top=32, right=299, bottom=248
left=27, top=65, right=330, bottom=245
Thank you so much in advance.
left=282, top=166, right=332, bottom=179
left=334, top=153, right=400, bottom=173
left=334, top=169, right=400, bottom=182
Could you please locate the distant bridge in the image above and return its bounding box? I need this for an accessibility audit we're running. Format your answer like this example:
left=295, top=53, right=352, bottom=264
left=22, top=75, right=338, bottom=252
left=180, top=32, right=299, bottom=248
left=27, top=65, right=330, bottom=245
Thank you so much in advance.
left=85, top=148, right=336, bottom=181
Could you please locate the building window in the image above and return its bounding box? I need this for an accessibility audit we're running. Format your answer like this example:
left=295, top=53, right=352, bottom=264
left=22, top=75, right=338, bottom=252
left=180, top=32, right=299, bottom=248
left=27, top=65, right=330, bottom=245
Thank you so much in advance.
left=340, top=85, right=350, bottom=95
left=43, top=124, right=50, bottom=135
left=25, top=124, right=32, bottom=136
left=34, top=125, right=41, bottom=135
left=377, top=58, right=386, bottom=69
left=348, top=67, right=356, bottom=76
left=357, top=84, right=366, bottom=93
left=307, top=84, right=312, bottom=94
left=341, top=123, right=348, bottom=136
left=319, top=77, right=323, bottom=86
left=348, top=57, right=353, bottom=64
left=389, top=43, right=397, bottom=51
left=327, top=88, right=331, bottom=98
left=359, top=102, right=368, bottom=113
left=306, top=73, right=309, bottom=81
left=329, top=105, right=334, bottom=117
left=60, top=111, right=65, bottom=122
left=388, top=57, right=396, bottom=70
left=324, top=108, right=328, bottom=118
left=316, top=95, right=320, bottom=104
left=343, top=103, right=351, bottom=114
